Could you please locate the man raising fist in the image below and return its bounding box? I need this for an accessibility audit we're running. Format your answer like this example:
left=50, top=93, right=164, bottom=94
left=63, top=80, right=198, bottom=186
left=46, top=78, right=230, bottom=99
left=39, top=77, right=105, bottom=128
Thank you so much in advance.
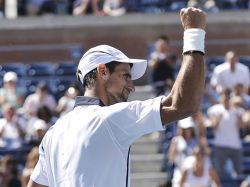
left=28, top=7, right=206, bottom=187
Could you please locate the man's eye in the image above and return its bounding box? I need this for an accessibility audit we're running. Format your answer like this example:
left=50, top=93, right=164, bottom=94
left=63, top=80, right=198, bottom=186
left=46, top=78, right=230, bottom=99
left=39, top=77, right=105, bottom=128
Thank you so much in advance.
left=124, top=74, right=131, bottom=80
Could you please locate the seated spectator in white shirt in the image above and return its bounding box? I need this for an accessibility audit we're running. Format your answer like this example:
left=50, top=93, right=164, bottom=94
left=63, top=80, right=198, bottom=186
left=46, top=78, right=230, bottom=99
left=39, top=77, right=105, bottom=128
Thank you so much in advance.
left=73, top=0, right=103, bottom=16
left=103, top=0, right=126, bottom=16
left=0, top=72, right=26, bottom=116
left=22, top=81, right=57, bottom=117
left=180, top=145, right=221, bottom=187
left=210, top=50, right=250, bottom=93
left=168, top=118, right=198, bottom=187
left=57, top=86, right=79, bottom=117
left=26, top=118, right=48, bottom=146
left=0, top=103, right=26, bottom=149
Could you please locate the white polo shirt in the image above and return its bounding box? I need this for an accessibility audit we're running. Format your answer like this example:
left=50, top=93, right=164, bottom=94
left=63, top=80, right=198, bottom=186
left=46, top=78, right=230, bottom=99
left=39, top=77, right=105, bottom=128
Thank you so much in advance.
left=210, top=62, right=250, bottom=92
left=31, top=96, right=164, bottom=187
left=207, top=103, right=243, bottom=149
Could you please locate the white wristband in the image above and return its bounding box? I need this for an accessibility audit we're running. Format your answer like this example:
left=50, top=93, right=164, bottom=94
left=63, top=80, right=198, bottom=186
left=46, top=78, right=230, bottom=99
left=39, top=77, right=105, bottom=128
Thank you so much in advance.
left=183, top=28, right=206, bottom=54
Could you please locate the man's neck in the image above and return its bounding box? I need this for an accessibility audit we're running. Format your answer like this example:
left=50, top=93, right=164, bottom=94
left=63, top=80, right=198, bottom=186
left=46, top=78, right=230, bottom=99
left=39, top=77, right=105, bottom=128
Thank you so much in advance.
left=84, top=88, right=107, bottom=105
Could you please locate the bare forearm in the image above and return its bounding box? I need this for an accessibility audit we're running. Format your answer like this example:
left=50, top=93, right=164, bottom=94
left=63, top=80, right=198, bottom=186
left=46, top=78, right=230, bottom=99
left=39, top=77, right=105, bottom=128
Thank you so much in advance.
left=160, top=7, right=206, bottom=125
left=172, top=53, right=204, bottom=112
left=209, top=168, right=221, bottom=187
left=161, top=53, right=205, bottom=124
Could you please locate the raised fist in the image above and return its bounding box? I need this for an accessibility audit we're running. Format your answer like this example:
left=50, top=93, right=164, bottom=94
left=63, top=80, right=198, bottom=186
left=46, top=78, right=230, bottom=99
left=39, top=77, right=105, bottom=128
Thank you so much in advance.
left=180, top=7, right=206, bottom=30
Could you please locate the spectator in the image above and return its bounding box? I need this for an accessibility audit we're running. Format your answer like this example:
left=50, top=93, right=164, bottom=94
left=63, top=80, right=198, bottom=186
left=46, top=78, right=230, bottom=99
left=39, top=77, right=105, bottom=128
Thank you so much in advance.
left=26, top=0, right=46, bottom=15
left=56, top=86, right=79, bottom=117
left=73, top=0, right=104, bottom=16
left=210, top=50, right=250, bottom=93
left=0, top=155, right=22, bottom=187
left=148, top=35, right=177, bottom=96
left=180, top=145, right=221, bottom=187
left=22, top=147, right=39, bottom=187
left=37, top=105, right=57, bottom=126
left=22, top=81, right=57, bottom=117
left=187, top=0, right=219, bottom=12
left=232, top=83, right=250, bottom=109
left=207, top=89, right=246, bottom=181
left=103, top=0, right=126, bottom=16
left=37, top=0, right=57, bottom=15
left=0, top=0, right=4, bottom=17
left=169, top=0, right=187, bottom=11
left=0, top=103, right=26, bottom=149
left=0, top=72, right=26, bottom=116
left=26, top=119, right=48, bottom=146
left=168, top=117, right=198, bottom=187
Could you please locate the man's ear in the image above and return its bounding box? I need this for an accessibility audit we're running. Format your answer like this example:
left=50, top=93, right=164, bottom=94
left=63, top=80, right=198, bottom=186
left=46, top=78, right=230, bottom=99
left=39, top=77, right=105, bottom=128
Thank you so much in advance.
left=97, top=64, right=109, bottom=80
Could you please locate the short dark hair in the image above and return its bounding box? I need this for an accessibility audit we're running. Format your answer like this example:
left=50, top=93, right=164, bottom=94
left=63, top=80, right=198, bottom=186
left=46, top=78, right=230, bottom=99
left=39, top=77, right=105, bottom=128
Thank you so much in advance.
left=81, top=61, right=133, bottom=89
left=157, top=35, right=169, bottom=42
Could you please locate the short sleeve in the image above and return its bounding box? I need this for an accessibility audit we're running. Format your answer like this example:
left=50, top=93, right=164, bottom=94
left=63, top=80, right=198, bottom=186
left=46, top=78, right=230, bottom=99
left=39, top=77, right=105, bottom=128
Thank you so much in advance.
left=103, top=96, right=165, bottom=147
left=30, top=142, right=49, bottom=186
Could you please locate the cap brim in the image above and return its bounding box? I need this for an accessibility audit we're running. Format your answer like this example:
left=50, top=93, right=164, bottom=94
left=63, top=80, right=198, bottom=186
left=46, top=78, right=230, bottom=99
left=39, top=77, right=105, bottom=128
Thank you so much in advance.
left=115, top=58, right=148, bottom=80
left=178, top=117, right=195, bottom=129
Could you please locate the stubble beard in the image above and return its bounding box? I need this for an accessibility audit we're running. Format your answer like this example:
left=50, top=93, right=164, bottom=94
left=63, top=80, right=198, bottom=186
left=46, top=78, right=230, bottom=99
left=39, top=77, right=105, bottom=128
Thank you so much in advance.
left=107, top=89, right=128, bottom=105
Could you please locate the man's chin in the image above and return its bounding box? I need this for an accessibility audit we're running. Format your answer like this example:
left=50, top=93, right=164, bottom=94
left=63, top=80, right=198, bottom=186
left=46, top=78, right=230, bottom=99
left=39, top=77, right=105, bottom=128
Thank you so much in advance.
left=117, top=97, right=127, bottom=103
left=109, top=96, right=127, bottom=105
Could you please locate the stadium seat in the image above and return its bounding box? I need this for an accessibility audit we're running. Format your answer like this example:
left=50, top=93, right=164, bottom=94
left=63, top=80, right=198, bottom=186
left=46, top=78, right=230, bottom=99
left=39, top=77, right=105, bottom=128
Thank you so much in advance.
left=0, top=78, right=3, bottom=87
left=54, top=62, right=77, bottom=76
left=206, top=57, right=224, bottom=72
left=0, top=63, right=26, bottom=77
left=242, top=157, right=250, bottom=174
left=26, top=63, right=55, bottom=77
left=0, top=145, right=32, bottom=166
left=50, top=78, right=78, bottom=100
left=24, top=78, right=54, bottom=95
left=221, top=178, right=244, bottom=187
left=243, top=141, right=250, bottom=157
left=206, top=126, right=215, bottom=139
left=240, top=57, right=250, bottom=69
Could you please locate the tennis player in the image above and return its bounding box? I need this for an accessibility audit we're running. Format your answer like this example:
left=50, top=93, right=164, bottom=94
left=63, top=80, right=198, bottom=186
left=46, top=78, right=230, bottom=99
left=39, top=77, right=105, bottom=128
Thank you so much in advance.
left=28, top=7, right=206, bottom=187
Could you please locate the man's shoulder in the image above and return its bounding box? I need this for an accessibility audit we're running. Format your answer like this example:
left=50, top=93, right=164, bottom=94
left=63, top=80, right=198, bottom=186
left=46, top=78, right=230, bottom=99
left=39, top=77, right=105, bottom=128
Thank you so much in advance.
left=237, top=62, right=250, bottom=72
left=25, top=93, right=37, bottom=100
left=0, top=118, right=6, bottom=126
left=207, top=103, right=223, bottom=114
left=214, top=62, right=228, bottom=73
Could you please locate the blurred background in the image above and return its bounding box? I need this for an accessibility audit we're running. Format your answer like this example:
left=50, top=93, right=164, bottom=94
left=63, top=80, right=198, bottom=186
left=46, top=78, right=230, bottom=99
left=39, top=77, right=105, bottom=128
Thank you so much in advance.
left=0, top=0, right=250, bottom=187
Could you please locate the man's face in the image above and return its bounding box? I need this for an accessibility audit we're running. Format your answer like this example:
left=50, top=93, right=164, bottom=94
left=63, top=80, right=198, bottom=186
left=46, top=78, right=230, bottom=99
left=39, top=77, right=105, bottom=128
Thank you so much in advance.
left=105, top=63, right=135, bottom=105
left=4, top=105, right=15, bottom=121
left=155, top=39, right=169, bottom=53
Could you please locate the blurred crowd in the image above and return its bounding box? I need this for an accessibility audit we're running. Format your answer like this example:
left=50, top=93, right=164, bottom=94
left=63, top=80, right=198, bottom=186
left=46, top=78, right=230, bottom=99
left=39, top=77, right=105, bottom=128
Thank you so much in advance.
left=0, top=0, right=250, bottom=18
left=148, top=35, right=250, bottom=187
left=0, top=72, right=79, bottom=186
left=0, top=34, right=250, bottom=186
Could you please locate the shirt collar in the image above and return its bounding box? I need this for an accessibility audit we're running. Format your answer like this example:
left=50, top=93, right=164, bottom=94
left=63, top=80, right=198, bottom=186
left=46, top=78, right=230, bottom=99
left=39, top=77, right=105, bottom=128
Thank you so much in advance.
left=74, top=96, right=105, bottom=108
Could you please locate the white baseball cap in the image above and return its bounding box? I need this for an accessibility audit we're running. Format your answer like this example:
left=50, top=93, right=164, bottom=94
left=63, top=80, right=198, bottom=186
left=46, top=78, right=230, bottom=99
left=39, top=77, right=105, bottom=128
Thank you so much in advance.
left=77, top=45, right=147, bottom=84
left=3, top=72, right=17, bottom=82
left=34, top=119, right=48, bottom=131
left=178, top=117, right=195, bottom=129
